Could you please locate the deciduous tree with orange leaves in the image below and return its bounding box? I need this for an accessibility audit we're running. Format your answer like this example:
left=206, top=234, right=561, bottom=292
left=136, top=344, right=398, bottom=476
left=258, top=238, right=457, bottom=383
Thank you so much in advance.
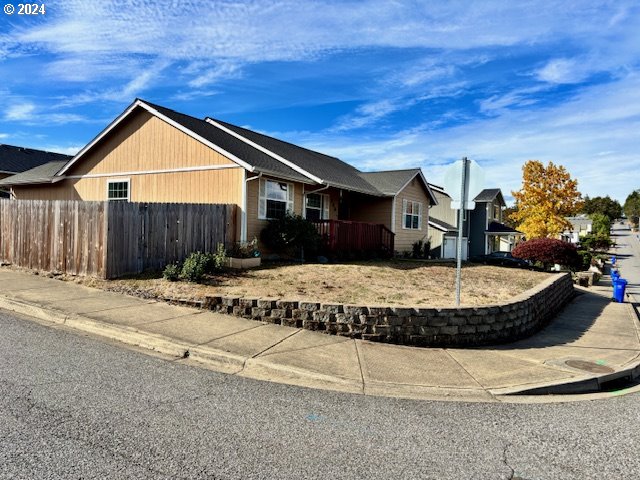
left=510, top=160, right=583, bottom=239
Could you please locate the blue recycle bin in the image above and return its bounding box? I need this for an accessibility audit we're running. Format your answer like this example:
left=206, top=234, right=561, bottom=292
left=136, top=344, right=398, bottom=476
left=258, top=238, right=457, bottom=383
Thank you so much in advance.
left=613, top=278, right=627, bottom=303
left=611, top=270, right=620, bottom=282
left=611, top=255, right=617, bottom=265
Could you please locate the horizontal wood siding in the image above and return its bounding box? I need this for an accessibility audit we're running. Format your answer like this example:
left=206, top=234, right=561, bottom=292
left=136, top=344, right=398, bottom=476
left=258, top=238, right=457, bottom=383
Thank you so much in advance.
left=394, top=178, right=431, bottom=253
left=0, top=199, right=235, bottom=278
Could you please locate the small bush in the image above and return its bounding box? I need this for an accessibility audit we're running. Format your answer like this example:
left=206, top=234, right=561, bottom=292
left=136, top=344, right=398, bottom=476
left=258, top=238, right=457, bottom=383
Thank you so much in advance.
left=205, top=243, right=227, bottom=273
left=580, top=233, right=612, bottom=252
left=180, top=251, right=209, bottom=282
left=229, top=237, right=260, bottom=259
left=162, top=263, right=181, bottom=281
left=512, top=237, right=580, bottom=271
left=260, top=213, right=320, bottom=259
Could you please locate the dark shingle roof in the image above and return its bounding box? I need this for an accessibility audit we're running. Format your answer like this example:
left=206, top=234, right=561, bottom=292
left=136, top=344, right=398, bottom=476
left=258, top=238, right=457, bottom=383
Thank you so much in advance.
left=429, top=218, right=458, bottom=232
left=207, top=117, right=380, bottom=195
left=0, top=160, right=68, bottom=186
left=473, top=188, right=505, bottom=204
left=0, top=144, right=72, bottom=174
left=141, top=101, right=311, bottom=184
left=358, top=169, right=421, bottom=196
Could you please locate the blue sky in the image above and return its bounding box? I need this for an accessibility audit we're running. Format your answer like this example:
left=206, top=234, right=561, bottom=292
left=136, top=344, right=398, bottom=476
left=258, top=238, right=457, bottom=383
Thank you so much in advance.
left=1, top=1, right=639, bottom=203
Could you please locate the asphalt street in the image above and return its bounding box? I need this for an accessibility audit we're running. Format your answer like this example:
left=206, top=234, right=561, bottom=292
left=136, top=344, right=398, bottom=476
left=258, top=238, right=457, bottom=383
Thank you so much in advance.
left=1, top=308, right=640, bottom=480
left=612, top=222, right=640, bottom=304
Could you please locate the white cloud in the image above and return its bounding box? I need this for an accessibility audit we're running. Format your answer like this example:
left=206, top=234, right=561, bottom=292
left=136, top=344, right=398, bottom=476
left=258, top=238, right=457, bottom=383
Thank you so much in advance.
left=5, top=103, right=36, bottom=121
left=4, top=101, right=87, bottom=125
left=535, top=58, right=590, bottom=84
left=291, top=73, right=640, bottom=203
left=8, top=0, right=639, bottom=90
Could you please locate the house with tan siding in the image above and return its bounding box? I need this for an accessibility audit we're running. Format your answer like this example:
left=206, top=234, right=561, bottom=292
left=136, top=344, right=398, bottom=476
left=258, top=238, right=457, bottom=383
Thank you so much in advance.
left=0, top=144, right=71, bottom=198
left=0, top=99, right=437, bottom=255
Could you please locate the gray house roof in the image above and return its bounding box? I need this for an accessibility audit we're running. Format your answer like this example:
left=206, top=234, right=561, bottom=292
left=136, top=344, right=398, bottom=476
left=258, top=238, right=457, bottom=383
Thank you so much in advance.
left=0, top=144, right=71, bottom=174
left=474, top=188, right=506, bottom=206
left=0, top=160, right=67, bottom=186
left=359, top=169, right=438, bottom=204
left=4, top=99, right=437, bottom=203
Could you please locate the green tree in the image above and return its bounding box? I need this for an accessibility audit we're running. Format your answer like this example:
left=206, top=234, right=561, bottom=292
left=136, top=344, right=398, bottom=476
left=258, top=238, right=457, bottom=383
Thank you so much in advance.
left=589, top=212, right=611, bottom=237
left=510, top=160, right=583, bottom=239
left=624, top=190, right=640, bottom=228
left=582, top=195, right=622, bottom=220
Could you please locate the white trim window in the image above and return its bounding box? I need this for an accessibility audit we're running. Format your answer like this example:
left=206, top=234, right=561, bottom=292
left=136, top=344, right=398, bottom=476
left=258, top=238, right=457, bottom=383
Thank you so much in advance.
left=259, top=178, right=294, bottom=219
left=304, top=193, right=329, bottom=221
left=402, top=199, right=422, bottom=230
left=107, top=179, right=130, bottom=201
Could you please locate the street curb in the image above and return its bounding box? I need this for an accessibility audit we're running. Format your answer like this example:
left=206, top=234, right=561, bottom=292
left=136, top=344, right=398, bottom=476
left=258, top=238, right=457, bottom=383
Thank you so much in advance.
left=2, top=292, right=639, bottom=404
left=493, top=360, right=640, bottom=396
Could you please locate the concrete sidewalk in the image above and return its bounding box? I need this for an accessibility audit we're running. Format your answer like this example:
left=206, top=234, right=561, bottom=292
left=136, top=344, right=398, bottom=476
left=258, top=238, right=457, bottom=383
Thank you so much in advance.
left=1, top=267, right=639, bottom=403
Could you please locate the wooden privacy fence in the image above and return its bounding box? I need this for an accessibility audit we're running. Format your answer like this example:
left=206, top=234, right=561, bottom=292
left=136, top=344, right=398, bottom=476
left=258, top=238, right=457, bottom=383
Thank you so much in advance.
left=0, top=199, right=236, bottom=278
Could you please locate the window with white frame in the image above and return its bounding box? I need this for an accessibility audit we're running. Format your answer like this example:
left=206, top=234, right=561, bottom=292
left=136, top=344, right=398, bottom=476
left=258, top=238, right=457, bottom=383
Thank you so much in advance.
left=259, top=178, right=294, bottom=219
left=305, top=193, right=329, bottom=221
left=402, top=199, right=422, bottom=230
left=107, top=179, right=129, bottom=201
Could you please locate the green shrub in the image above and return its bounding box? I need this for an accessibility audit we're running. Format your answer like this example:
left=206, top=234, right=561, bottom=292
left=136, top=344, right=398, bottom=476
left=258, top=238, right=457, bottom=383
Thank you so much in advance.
left=205, top=243, right=227, bottom=273
left=162, top=263, right=181, bottom=281
left=180, top=251, right=209, bottom=282
left=576, top=250, right=593, bottom=271
left=260, top=213, right=320, bottom=259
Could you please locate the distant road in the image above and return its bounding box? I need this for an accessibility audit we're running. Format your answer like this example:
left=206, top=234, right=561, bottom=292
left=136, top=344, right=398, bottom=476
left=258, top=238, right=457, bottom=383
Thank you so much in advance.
left=611, top=222, right=640, bottom=303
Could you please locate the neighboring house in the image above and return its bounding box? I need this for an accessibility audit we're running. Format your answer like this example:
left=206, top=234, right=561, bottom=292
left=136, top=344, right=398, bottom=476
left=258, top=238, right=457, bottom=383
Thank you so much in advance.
left=468, top=189, right=523, bottom=258
left=563, top=214, right=593, bottom=243
left=427, top=183, right=465, bottom=259
left=0, top=144, right=72, bottom=198
left=0, top=99, right=437, bottom=253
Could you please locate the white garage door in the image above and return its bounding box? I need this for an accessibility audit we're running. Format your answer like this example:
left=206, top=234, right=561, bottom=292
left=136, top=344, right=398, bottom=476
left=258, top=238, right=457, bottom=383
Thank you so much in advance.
left=443, top=236, right=468, bottom=260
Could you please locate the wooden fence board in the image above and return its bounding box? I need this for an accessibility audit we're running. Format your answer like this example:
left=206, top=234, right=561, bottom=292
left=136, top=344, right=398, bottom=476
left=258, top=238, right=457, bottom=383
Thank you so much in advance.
left=0, top=199, right=235, bottom=279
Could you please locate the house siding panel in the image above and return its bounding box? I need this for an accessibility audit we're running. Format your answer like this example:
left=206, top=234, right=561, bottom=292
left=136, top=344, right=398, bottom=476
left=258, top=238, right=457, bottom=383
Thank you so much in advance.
left=12, top=109, right=246, bottom=241
left=394, top=178, right=431, bottom=253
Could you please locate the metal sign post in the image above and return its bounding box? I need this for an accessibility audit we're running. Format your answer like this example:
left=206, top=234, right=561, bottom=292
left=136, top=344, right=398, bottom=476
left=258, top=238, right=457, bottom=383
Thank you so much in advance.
left=455, top=158, right=470, bottom=306
left=444, top=157, right=485, bottom=307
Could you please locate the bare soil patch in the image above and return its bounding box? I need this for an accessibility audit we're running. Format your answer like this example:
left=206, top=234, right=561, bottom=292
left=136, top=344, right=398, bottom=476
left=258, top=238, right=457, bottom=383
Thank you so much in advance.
left=68, top=260, right=552, bottom=307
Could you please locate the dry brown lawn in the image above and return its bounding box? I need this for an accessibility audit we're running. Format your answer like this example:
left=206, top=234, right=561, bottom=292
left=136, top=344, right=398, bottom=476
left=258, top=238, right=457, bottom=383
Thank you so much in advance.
left=73, top=260, right=552, bottom=307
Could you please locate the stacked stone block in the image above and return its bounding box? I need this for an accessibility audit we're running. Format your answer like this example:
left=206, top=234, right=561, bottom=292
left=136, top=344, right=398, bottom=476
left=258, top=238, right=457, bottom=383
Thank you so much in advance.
left=198, top=273, right=575, bottom=347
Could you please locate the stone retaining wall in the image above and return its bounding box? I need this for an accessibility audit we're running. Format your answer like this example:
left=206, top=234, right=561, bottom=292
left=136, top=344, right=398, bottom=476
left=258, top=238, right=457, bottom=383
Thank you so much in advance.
left=192, top=273, right=574, bottom=347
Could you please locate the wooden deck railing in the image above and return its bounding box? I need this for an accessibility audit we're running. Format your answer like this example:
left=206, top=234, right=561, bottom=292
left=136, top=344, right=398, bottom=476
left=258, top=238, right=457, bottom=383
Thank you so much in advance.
left=311, top=219, right=394, bottom=256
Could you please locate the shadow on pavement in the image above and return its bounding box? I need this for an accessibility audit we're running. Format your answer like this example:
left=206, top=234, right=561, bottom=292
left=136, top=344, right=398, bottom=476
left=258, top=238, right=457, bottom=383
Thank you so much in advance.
left=491, top=289, right=611, bottom=350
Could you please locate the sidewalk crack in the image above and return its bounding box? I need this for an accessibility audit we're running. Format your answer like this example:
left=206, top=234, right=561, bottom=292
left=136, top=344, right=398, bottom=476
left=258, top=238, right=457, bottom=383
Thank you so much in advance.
left=354, top=340, right=366, bottom=395
left=443, top=349, right=485, bottom=388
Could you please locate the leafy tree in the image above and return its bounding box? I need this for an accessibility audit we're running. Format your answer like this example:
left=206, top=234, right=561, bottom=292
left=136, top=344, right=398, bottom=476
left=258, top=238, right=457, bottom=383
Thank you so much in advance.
left=510, top=160, right=583, bottom=239
left=502, top=206, right=518, bottom=228
left=582, top=195, right=622, bottom=220
left=624, top=190, right=640, bottom=228
left=512, top=237, right=580, bottom=271
left=580, top=233, right=612, bottom=253
left=589, top=212, right=611, bottom=237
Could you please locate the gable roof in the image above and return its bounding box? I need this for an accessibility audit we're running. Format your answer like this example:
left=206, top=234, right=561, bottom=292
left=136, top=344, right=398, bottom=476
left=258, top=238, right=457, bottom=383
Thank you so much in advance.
left=0, top=160, right=68, bottom=186
left=0, top=144, right=72, bottom=174
left=358, top=169, right=438, bottom=204
left=429, top=218, right=458, bottom=233
left=427, top=183, right=450, bottom=198
left=474, top=188, right=506, bottom=206
left=35, top=99, right=435, bottom=199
